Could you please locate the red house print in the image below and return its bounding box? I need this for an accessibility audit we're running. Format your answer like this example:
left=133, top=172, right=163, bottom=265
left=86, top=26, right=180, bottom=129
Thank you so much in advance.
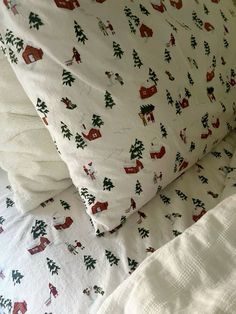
left=179, top=160, right=189, bottom=172
left=139, top=85, right=157, bottom=99
left=139, top=24, right=153, bottom=38
left=212, top=118, right=220, bottom=128
left=193, top=209, right=206, bottom=222
left=28, top=237, right=51, bottom=255
left=53, top=216, right=73, bottom=230
left=169, top=0, right=183, bottom=9
left=22, top=45, right=43, bottom=64
left=204, top=22, right=215, bottom=32
left=124, top=159, right=144, bottom=174
left=201, top=128, right=212, bottom=139
left=151, top=2, right=166, bottom=13
left=0, top=226, right=3, bottom=234
left=82, top=128, right=101, bottom=141
left=54, top=0, right=80, bottom=10
left=179, top=97, right=189, bottom=109
left=92, top=201, right=108, bottom=214
left=96, top=0, right=107, bottom=2
left=150, top=144, right=166, bottom=159
left=211, top=0, right=220, bottom=3
left=13, top=301, right=27, bottom=314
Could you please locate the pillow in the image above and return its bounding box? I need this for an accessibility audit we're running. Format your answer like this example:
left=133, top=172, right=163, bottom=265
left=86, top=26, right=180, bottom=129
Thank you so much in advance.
left=0, top=0, right=235, bottom=232
left=0, top=53, right=72, bottom=213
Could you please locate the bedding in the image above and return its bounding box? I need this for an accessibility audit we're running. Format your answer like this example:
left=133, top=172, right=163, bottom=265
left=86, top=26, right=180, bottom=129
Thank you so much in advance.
left=0, top=0, right=236, bottom=232
left=0, top=131, right=235, bottom=314
left=0, top=54, right=72, bottom=213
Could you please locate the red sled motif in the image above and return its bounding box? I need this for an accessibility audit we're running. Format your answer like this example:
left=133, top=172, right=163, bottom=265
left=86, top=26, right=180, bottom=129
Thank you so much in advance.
left=92, top=201, right=108, bottom=214
left=150, top=145, right=166, bottom=159
left=201, top=128, right=212, bottom=139
left=54, top=0, right=80, bottom=10
left=139, top=85, right=157, bottom=99
left=204, top=22, right=215, bottom=32
left=151, top=2, right=166, bottom=13
left=124, top=159, right=144, bottom=174
left=139, top=24, right=153, bottom=38
left=212, top=118, right=220, bottom=128
left=206, top=69, right=215, bottom=82
left=22, top=45, right=43, bottom=64
left=13, top=301, right=27, bottom=314
left=82, top=128, right=101, bottom=141
left=53, top=216, right=73, bottom=230
left=230, top=78, right=236, bottom=87
left=28, top=237, right=50, bottom=255
left=193, top=209, right=206, bottom=222
left=169, top=0, right=183, bottom=10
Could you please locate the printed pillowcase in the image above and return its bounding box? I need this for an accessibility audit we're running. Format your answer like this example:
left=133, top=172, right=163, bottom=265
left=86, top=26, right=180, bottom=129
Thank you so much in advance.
left=0, top=0, right=236, bottom=232
left=0, top=54, right=72, bottom=213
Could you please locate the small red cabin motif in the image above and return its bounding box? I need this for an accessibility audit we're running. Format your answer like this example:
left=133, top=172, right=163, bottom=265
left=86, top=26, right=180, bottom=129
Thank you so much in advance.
left=13, top=301, right=27, bottom=314
left=206, top=69, right=215, bottom=82
left=54, top=0, right=80, bottom=10
left=92, top=201, right=108, bottom=214
left=169, top=0, right=183, bottom=9
left=204, top=22, right=215, bottom=32
left=22, top=45, right=43, bottom=64
left=82, top=128, right=101, bottom=141
left=193, top=209, right=206, bottom=222
left=139, top=24, right=153, bottom=38
left=124, top=159, right=144, bottom=174
left=179, top=97, right=189, bottom=109
left=28, top=237, right=50, bottom=255
left=150, top=145, right=166, bottom=159
left=53, top=216, right=73, bottom=230
left=139, top=85, right=157, bottom=99
left=212, top=118, right=220, bottom=128
left=179, top=160, right=189, bottom=172
left=96, top=0, right=107, bottom=2
left=0, top=226, right=3, bottom=234
left=151, top=2, right=166, bottom=13
left=201, top=128, right=212, bottom=139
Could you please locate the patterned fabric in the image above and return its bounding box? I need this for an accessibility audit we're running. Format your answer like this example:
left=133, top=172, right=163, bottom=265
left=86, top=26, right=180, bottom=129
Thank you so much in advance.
left=0, top=132, right=236, bottom=314
left=0, top=0, right=236, bottom=232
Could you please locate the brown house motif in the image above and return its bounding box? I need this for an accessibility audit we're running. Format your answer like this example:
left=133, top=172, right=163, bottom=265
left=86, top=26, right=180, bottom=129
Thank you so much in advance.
left=96, top=0, right=107, bottom=2
left=92, top=201, right=108, bottom=214
left=82, top=128, right=102, bottom=141
left=54, top=0, right=80, bottom=10
left=22, top=45, right=43, bottom=64
left=139, top=24, right=153, bottom=38
left=28, top=237, right=51, bottom=255
left=139, top=85, right=157, bottom=99
left=151, top=2, right=166, bottom=13
left=13, top=301, right=27, bottom=314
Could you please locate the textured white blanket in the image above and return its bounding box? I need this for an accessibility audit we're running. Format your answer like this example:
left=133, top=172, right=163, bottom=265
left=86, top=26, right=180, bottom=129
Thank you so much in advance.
left=98, top=193, right=236, bottom=314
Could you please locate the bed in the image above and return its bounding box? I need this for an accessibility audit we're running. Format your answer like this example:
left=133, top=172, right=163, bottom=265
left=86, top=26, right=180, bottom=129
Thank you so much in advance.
left=0, top=1, right=236, bottom=313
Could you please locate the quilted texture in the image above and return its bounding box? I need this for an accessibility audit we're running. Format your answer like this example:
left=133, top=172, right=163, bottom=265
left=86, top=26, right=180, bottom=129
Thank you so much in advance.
left=0, top=0, right=236, bottom=232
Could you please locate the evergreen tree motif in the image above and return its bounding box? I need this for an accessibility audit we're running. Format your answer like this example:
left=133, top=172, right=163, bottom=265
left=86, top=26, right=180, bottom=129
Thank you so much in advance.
left=127, top=257, right=138, bottom=274
left=61, top=121, right=73, bottom=140
left=120, top=215, right=127, bottom=225
left=5, top=29, right=15, bottom=45
left=8, top=47, right=17, bottom=64
left=166, top=90, right=174, bottom=105
left=0, top=295, right=12, bottom=312
left=14, top=37, right=24, bottom=53
left=74, top=21, right=88, bottom=44
left=160, top=194, right=171, bottom=205
left=185, top=88, right=191, bottom=98
left=36, top=98, right=49, bottom=117
left=124, top=6, right=133, bottom=18
left=192, top=198, right=205, bottom=209
left=175, top=101, right=182, bottom=115
left=12, top=270, right=24, bottom=285
left=31, top=220, right=47, bottom=239
left=220, top=102, right=226, bottom=112
left=164, top=48, right=171, bottom=63
left=187, top=72, right=194, bottom=85
left=93, top=285, right=105, bottom=295
left=113, top=41, right=124, bottom=59
left=175, top=189, right=188, bottom=201
left=132, top=49, right=143, bottom=68
left=0, top=216, right=5, bottom=225
left=223, top=38, right=229, bottom=48
left=190, top=34, right=197, bottom=49
left=84, top=255, right=97, bottom=270
left=92, top=114, right=104, bottom=128
left=201, top=113, right=209, bottom=128
left=219, top=73, right=225, bottom=85
left=135, top=180, right=143, bottom=195
left=62, top=69, right=75, bottom=86
left=173, top=230, right=182, bottom=237
left=129, top=139, right=145, bottom=160
left=96, top=229, right=105, bottom=237
left=212, top=55, right=216, bottom=68
left=104, top=90, right=116, bottom=108
left=224, top=149, right=233, bottom=159
left=60, top=199, right=71, bottom=210
left=192, top=11, right=203, bottom=29
left=160, top=123, right=168, bottom=138
left=198, top=175, right=208, bottom=184
left=29, top=12, right=44, bottom=30
left=149, top=68, right=158, bottom=85
left=220, top=10, right=228, bottom=22
left=138, top=227, right=150, bottom=239
left=46, top=258, right=60, bottom=275
left=189, top=141, right=196, bottom=152
left=211, top=151, right=221, bottom=158
left=231, top=69, right=235, bottom=78
left=6, top=197, right=14, bottom=208
left=132, top=15, right=140, bottom=27
left=225, top=82, right=231, bottom=93
left=103, top=177, right=115, bottom=191
left=204, top=41, right=210, bottom=56
left=139, top=4, right=150, bottom=15
left=80, top=188, right=95, bottom=205
left=105, top=250, right=120, bottom=266
left=203, top=4, right=209, bottom=15
left=128, top=19, right=136, bottom=34
left=75, top=133, right=87, bottom=149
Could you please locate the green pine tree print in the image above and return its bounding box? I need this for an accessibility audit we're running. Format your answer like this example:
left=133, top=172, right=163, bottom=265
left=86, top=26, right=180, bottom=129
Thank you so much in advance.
left=138, top=227, right=149, bottom=239
left=189, top=141, right=195, bottom=152
left=124, top=6, right=133, bottom=18
left=92, top=114, right=104, bottom=128
left=128, top=20, right=136, bottom=34
left=103, top=177, right=115, bottom=191
left=175, top=189, right=188, bottom=201
left=75, top=133, right=87, bottom=149
left=190, top=34, right=197, bottom=49
left=0, top=216, right=5, bottom=225
left=175, top=101, right=182, bottom=115
left=135, top=180, right=143, bottom=195
left=74, top=21, right=88, bottom=44
left=160, top=123, right=168, bottom=138
left=129, top=139, right=145, bottom=160
left=173, top=230, right=182, bottom=237
left=14, top=37, right=24, bottom=53
left=224, top=149, right=233, bottom=159
left=80, top=188, right=95, bottom=205
left=192, top=198, right=205, bottom=209
left=203, top=4, right=209, bottom=15
left=29, top=12, right=44, bottom=30
left=60, top=200, right=71, bottom=210
left=8, top=47, right=17, bottom=64
left=5, top=29, right=15, bottom=45
left=164, top=49, right=171, bottom=63
left=104, top=91, right=116, bottom=108
left=105, top=250, right=120, bottom=266
left=84, top=255, right=97, bottom=270
left=204, top=41, right=211, bottom=55
left=61, top=121, right=73, bottom=140
left=166, top=90, right=174, bottom=105
left=113, top=41, right=124, bottom=59
left=12, top=270, right=24, bottom=285
left=223, top=38, right=229, bottom=49
left=220, top=10, right=228, bottom=22
left=36, top=98, right=49, bottom=117
left=93, top=285, right=105, bottom=295
left=212, top=55, right=216, bottom=68
left=46, top=258, right=60, bottom=275
left=0, top=296, right=12, bottom=312
left=160, top=194, right=171, bottom=205
left=187, top=72, right=194, bottom=85
left=6, top=197, right=14, bottom=208
left=31, top=220, right=47, bottom=239
left=139, top=4, right=150, bottom=15
left=62, top=69, right=75, bottom=86
left=149, top=68, right=158, bottom=85
left=201, top=113, right=209, bottom=128
left=127, top=257, right=138, bottom=274
left=198, top=175, right=208, bottom=184
left=132, top=49, right=143, bottom=68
